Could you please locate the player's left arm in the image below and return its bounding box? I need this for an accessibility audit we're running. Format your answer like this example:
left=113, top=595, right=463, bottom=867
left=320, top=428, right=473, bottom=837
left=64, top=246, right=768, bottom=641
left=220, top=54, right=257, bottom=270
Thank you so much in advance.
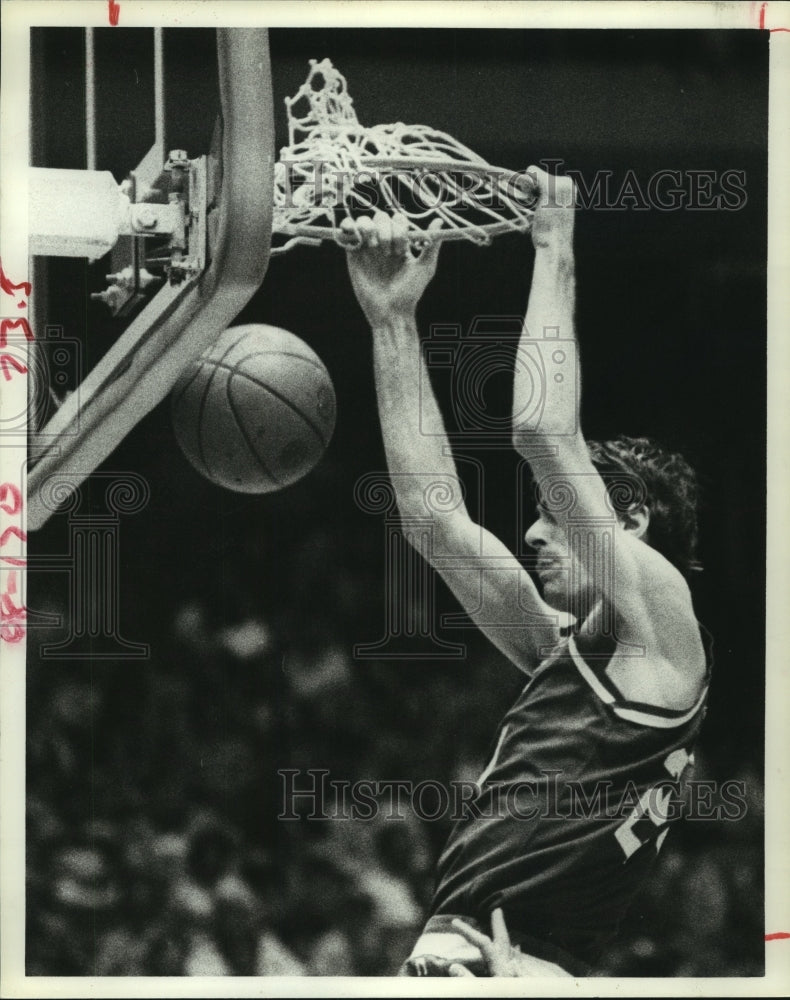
left=512, top=167, right=705, bottom=709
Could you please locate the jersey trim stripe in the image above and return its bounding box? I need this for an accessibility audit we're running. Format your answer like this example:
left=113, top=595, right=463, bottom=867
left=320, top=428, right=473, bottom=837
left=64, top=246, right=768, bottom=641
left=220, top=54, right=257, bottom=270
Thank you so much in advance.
left=567, top=634, right=706, bottom=717
left=568, top=636, right=708, bottom=729
left=476, top=724, right=510, bottom=789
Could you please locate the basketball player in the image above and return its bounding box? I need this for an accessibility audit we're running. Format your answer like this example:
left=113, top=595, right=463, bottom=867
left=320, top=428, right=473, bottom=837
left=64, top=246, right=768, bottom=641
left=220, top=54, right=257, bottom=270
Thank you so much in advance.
left=340, top=165, right=710, bottom=977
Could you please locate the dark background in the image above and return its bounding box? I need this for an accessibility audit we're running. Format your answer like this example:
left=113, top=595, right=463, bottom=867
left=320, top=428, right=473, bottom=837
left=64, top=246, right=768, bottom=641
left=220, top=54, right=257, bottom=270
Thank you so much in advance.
left=27, top=27, right=767, bottom=976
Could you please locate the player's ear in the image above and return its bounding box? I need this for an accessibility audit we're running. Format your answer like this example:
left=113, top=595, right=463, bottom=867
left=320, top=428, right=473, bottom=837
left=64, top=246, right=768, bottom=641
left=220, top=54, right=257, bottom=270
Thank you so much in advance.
left=620, top=504, right=650, bottom=540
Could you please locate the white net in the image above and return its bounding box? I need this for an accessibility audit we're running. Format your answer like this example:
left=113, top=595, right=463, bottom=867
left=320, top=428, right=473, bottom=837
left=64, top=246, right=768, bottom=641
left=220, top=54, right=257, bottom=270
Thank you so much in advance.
left=272, top=59, right=537, bottom=254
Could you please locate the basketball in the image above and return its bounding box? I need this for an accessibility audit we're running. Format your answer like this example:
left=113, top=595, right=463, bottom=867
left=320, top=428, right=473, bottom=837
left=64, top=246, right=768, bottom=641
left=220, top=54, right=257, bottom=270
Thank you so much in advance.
left=171, top=324, right=336, bottom=494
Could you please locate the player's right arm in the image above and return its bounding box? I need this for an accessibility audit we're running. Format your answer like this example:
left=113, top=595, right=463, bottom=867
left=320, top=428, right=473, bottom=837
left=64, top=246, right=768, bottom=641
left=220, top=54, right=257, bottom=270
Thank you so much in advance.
left=342, top=212, right=563, bottom=675
left=512, top=167, right=705, bottom=709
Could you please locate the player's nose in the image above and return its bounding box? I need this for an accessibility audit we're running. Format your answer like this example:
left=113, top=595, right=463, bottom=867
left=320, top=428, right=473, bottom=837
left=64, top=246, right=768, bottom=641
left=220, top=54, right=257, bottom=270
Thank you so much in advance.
left=524, top=518, right=545, bottom=550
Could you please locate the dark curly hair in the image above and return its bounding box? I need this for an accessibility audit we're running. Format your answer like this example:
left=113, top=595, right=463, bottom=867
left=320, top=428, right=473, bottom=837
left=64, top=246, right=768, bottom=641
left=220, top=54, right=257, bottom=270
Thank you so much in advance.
left=586, top=436, right=701, bottom=578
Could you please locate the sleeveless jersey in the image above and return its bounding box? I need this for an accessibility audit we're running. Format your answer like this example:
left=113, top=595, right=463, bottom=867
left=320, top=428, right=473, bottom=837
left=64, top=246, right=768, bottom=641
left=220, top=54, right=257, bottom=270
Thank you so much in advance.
left=428, top=625, right=712, bottom=968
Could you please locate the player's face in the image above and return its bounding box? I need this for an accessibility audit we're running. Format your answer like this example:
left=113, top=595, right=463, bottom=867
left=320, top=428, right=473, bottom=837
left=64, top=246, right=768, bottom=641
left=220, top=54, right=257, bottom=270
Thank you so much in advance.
left=524, top=504, right=589, bottom=611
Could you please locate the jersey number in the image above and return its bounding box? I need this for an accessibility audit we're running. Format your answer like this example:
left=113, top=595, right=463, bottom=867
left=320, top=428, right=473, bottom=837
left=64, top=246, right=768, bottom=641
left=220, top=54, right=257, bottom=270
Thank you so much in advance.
left=614, top=747, right=692, bottom=860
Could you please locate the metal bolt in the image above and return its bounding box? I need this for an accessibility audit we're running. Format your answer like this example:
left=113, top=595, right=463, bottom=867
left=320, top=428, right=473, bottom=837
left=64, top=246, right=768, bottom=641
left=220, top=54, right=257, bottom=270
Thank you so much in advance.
left=90, top=285, right=124, bottom=309
left=167, top=149, right=189, bottom=167
left=106, top=267, right=134, bottom=289
left=134, top=206, right=157, bottom=229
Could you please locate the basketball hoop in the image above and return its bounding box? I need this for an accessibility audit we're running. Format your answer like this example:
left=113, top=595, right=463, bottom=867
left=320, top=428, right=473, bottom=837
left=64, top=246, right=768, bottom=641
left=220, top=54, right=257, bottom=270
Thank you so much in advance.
left=271, top=59, right=537, bottom=255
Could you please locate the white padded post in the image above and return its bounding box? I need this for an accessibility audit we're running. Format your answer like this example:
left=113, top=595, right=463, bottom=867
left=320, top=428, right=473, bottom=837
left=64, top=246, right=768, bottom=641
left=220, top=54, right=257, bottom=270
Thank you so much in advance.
left=29, top=167, right=130, bottom=260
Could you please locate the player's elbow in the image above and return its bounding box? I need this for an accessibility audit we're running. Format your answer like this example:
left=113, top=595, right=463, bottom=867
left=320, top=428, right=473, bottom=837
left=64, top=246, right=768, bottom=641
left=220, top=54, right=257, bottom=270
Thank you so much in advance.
left=391, top=473, right=468, bottom=523
left=395, top=500, right=477, bottom=570
left=511, top=422, right=560, bottom=455
left=511, top=423, right=536, bottom=456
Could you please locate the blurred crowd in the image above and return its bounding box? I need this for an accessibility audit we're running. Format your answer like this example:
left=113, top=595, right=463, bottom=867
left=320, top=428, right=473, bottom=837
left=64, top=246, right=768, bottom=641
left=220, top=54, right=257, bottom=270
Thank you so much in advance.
left=26, top=590, right=764, bottom=977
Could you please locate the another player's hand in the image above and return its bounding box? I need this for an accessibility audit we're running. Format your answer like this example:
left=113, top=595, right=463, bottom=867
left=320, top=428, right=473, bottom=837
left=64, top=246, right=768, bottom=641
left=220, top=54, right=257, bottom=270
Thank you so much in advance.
left=447, top=909, right=525, bottom=977
left=448, top=908, right=572, bottom=978
left=526, top=164, right=576, bottom=251
left=340, top=212, right=443, bottom=328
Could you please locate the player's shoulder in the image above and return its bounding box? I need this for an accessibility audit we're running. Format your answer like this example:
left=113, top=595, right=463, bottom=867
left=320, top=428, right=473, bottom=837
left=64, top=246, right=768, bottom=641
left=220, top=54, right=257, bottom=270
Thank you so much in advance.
left=578, top=553, right=708, bottom=713
left=617, top=534, right=700, bottom=641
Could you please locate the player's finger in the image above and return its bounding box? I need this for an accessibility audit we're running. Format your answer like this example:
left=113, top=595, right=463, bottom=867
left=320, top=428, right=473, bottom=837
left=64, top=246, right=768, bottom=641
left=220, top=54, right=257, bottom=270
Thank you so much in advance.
left=514, top=170, right=538, bottom=205
left=416, top=217, right=444, bottom=266
left=448, top=963, right=475, bottom=977
left=390, top=213, right=409, bottom=256
left=338, top=216, right=361, bottom=249
left=451, top=917, right=496, bottom=960
left=525, top=164, right=546, bottom=188
left=490, top=908, right=510, bottom=947
left=372, top=210, right=392, bottom=253
left=356, top=214, right=377, bottom=248
left=525, top=166, right=574, bottom=209
left=524, top=164, right=548, bottom=208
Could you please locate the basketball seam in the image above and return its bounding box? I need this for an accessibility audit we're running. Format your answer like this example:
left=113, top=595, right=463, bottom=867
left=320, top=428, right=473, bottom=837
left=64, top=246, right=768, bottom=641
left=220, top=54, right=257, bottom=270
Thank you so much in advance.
left=224, top=374, right=282, bottom=487
left=234, top=349, right=329, bottom=374
left=172, top=328, right=251, bottom=413
left=180, top=330, right=256, bottom=477
left=215, top=360, right=332, bottom=449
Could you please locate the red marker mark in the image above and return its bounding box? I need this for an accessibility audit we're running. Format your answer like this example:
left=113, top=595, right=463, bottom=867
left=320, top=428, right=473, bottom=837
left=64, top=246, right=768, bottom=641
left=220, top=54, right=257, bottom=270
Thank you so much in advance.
left=759, top=2, right=790, bottom=30
left=109, top=0, right=120, bottom=26
left=0, top=571, right=27, bottom=642
left=0, top=482, right=22, bottom=516
left=0, top=525, right=27, bottom=547
left=0, top=318, right=35, bottom=349
left=1, top=587, right=25, bottom=616
left=0, top=260, right=31, bottom=302
left=0, top=474, right=26, bottom=642
left=0, top=625, right=25, bottom=643
left=1, top=354, right=28, bottom=381
left=765, top=932, right=790, bottom=941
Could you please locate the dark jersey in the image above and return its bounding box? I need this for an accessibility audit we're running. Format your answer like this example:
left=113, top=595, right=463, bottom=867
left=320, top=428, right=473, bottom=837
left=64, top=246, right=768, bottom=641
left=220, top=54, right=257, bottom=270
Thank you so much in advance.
left=428, top=626, right=712, bottom=968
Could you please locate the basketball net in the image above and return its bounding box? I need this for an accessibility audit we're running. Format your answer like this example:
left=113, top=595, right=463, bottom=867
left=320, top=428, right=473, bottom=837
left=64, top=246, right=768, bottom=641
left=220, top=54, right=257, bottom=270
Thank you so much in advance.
left=271, top=59, right=537, bottom=254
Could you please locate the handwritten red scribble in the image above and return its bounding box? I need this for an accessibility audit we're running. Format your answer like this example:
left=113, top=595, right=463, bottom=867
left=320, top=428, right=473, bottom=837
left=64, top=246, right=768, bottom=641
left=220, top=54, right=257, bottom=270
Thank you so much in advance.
left=759, top=2, right=790, bottom=30
left=0, top=318, right=35, bottom=349
left=0, top=259, right=31, bottom=303
left=765, top=932, right=790, bottom=941
left=0, top=482, right=22, bottom=516
left=0, top=568, right=26, bottom=635
left=109, top=0, right=120, bottom=26
left=1, top=589, right=26, bottom=617
left=1, top=353, right=28, bottom=381
left=1, top=594, right=26, bottom=619
left=0, top=525, right=27, bottom=547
